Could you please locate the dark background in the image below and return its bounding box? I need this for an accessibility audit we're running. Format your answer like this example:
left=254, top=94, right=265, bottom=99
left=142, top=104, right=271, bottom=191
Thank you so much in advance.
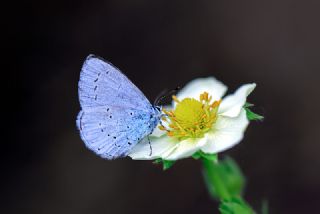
left=6, top=0, right=320, bottom=213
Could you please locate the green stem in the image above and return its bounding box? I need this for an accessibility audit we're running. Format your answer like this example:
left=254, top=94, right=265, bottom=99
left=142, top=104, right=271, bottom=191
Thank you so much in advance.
left=202, top=158, right=231, bottom=200
left=202, top=157, right=257, bottom=213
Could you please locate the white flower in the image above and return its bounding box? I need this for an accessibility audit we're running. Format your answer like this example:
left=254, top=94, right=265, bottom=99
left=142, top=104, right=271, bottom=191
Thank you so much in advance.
left=129, top=77, right=256, bottom=161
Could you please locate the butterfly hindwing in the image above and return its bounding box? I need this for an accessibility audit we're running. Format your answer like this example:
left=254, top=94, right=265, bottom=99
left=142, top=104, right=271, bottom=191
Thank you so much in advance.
left=77, top=106, right=157, bottom=159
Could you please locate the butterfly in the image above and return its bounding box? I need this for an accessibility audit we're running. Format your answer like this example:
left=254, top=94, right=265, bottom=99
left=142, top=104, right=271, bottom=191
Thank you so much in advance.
left=76, top=55, right=162, bottom=159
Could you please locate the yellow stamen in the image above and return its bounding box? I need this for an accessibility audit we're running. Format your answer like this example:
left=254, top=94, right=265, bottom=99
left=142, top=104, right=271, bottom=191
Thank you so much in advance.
left=159, top=91, right=221, bottom=140
left=172, top=95, right=180, bottom=103
left=167, top=132, right=174, bottom=137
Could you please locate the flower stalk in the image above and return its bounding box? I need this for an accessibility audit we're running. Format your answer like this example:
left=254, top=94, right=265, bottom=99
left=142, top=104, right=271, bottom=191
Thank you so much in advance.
left=202, top=156, right=257, bottom=214
left=202, top=157, right=232, bottom=200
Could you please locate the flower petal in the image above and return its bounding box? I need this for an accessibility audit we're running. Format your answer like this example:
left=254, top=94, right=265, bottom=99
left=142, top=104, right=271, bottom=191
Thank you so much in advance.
left=176, top=77, right=227, bottom=103
left=218, top=83, right=256, bottom=117
left=164, top=137, right=208, bottom=160
left=128, top=135, right=177, bottom=160
left=201, top=109, right=249, bottom=154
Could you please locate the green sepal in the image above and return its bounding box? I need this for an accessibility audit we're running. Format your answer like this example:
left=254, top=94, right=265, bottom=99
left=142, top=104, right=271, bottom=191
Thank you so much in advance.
left=219, top=197, right=255, bottom=214
left=244, top=102, right=264, bottom=121
left=153, top=158, right=175, bottom=170
left=192, top=152, right=202, bottom=160
left=243, top=103, right=254, bottom=108
left=192, top=151, right=218, bottom=162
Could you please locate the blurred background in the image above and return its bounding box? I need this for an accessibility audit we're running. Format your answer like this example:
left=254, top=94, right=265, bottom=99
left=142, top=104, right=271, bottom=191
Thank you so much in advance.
left=6, top=0, right=320, bottom=213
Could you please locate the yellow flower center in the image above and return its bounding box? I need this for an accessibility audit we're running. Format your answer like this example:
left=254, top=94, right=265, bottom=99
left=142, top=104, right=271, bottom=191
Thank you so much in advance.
left=159, top=92, right=221, bottom=140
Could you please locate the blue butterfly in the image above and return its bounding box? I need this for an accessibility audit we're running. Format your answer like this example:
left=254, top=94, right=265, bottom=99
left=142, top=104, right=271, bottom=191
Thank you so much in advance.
left=76, top=55, right=161, bottom=159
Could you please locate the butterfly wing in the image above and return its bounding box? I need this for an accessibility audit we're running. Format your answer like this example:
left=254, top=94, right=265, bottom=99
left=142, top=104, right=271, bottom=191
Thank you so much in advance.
left=78, top=54, right=151, bottom=110
left=77, top=55, right=159, bottom=159
left=77, top=106, right=158, bottom=159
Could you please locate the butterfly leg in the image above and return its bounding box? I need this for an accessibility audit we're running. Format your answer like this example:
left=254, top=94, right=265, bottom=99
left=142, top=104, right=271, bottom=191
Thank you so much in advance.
left=148, top=136, right=152, bottom=156
left=158, top=114, right=170, bottom=133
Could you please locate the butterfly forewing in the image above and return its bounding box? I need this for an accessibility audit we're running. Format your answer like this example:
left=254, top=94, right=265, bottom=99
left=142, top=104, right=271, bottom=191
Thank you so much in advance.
left=78, top=55, right=151, bottom=110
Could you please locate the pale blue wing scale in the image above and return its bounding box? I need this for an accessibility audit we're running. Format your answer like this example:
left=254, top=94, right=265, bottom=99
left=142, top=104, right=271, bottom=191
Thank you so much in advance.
left=78, top=55, right=151, bottom=111
left=77, top=106, right=158, bottom=159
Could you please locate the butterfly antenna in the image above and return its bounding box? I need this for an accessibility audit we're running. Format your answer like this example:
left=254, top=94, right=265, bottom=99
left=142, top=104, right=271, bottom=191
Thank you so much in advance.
left=154, top=87, right=180, bottom=107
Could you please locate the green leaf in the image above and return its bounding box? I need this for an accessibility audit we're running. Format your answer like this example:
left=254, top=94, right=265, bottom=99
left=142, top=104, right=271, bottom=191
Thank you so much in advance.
left=192, top=151, right=218, bottom=162
left=244, top=102, right=264, bottom=121
left=219, top=197, right=254, bottom=214
left=153, top=158, right=175, bottom=170
left=202, top=157, right=245, bottom=200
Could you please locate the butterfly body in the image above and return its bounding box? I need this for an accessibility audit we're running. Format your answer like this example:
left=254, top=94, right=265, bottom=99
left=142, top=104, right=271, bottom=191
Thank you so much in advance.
left=76, top=55, right=161, bottom=159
